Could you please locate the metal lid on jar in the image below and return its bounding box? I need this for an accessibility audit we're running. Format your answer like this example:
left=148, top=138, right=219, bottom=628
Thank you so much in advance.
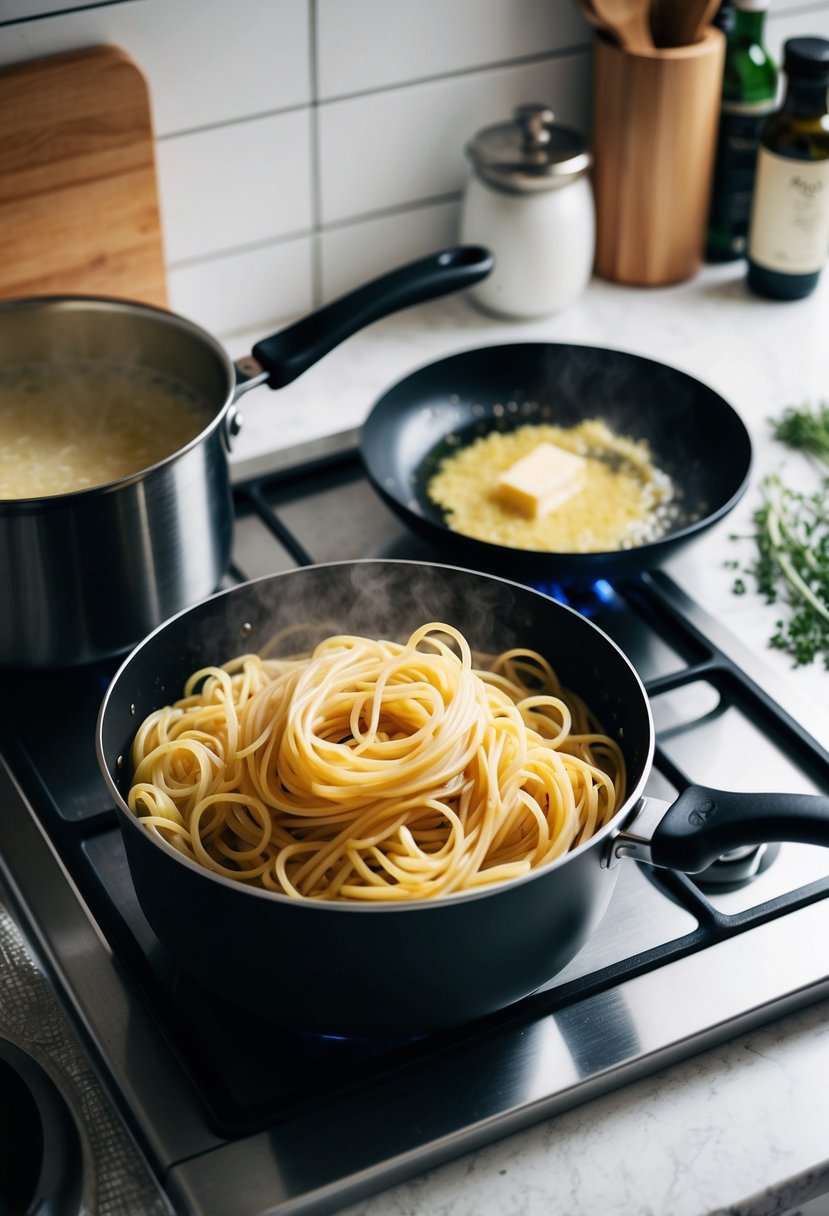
left=465, top=103, right=592, bottom=194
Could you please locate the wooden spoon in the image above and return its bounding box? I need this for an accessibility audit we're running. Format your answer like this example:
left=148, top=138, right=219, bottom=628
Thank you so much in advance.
left=650, top=0, right=721, bottom=47
left=587, top=0, right=654, bottom=51
left=576, top=0, right=605, bottom=31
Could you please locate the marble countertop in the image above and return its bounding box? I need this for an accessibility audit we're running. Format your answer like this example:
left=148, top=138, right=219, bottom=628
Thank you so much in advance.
left=225, top=260, right=829, bottom=1216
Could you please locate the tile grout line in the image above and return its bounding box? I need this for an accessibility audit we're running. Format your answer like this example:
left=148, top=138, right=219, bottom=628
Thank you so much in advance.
left=309, top=0, right=324, bottom=307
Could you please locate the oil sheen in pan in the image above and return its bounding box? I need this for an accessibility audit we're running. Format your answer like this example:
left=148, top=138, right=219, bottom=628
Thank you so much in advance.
left=423, top=415, right=686, bottom=554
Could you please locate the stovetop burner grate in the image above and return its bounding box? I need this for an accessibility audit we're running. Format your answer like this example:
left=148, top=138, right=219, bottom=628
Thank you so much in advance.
left=1, top=432, right=828, bottom=1215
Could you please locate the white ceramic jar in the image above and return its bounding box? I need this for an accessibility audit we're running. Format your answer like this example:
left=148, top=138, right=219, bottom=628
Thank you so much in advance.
left=460, top=104, right=595, bottom=319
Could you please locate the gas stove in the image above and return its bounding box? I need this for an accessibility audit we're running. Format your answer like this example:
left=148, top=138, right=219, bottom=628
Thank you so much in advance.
left=1, top=428, right=828, bottom=1216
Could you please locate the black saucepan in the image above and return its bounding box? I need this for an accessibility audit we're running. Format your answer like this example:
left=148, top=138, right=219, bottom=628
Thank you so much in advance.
left=360, top=343, right=752, bottom=582
left=96, top=560, right=829, bottom=1037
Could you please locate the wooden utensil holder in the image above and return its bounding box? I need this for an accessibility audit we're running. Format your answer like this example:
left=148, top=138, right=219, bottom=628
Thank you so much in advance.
left=592, top=27, right=726, bottom=286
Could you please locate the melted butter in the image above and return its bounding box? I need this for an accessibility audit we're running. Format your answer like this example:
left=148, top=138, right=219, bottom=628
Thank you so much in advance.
left=427, top=420, right=678, bottom=553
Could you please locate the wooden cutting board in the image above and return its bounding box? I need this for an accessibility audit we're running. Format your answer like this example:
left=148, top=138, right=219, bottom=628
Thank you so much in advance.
left=0, top=44, right=167, bottom=306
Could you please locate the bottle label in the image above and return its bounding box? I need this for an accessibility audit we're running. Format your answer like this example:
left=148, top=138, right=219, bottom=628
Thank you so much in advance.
left=749, top=147, right=829, bottom=274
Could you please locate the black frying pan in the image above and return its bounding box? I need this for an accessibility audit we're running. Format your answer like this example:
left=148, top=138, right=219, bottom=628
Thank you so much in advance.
left=361, top=343, right=752, bottom=582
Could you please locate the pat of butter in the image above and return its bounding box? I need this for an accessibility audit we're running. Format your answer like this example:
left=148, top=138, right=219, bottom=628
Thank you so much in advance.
left=497, top=442, right=587, bottom=519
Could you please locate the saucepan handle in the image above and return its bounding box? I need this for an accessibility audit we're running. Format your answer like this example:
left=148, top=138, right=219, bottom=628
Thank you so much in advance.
left=235, top=245, right=494, bottom=393
left=610, top=784, right=829, bottom=873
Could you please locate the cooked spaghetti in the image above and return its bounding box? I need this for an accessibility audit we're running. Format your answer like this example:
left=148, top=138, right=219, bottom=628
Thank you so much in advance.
left=127, top=623, right=625, bottom=902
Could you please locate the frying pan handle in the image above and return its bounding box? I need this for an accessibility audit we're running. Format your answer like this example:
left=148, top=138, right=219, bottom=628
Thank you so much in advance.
left=245, top=245, right=494, bottom=390
left=611, top=785, right=829, bottom=873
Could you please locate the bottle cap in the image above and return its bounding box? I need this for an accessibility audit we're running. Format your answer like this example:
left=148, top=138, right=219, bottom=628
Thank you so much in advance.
left=784, top=36, right=829, bottom=80
left=465, top=104, right=591, bottom=195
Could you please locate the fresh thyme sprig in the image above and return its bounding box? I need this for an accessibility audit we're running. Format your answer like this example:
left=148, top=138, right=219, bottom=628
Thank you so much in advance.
left=730, top=402, right=829, bottom=668
left=734, top=474, right=829, bottom=666
left=770, top=400, right=829, bottom=466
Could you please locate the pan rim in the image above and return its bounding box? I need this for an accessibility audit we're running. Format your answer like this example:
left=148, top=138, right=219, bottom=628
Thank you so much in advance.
left=96, top=557, right=656, bottom=915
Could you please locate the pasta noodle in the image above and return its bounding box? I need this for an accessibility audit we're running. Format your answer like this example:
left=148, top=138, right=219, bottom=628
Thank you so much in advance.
left=127, top=623, right=626, bottom=902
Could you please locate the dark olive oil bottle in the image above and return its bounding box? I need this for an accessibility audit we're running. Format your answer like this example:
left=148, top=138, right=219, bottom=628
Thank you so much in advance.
left=747, top=37, right=829, bottom=299
left=706, top=0, right=778, bottom=263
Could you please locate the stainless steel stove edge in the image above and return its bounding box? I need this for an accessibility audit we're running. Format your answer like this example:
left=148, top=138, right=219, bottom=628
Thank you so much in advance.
left=0, top=895, right=174, bottom=1216
left=3, top=717, right=829, bottom=1216
left=166, top=901, right=829, bottom=1216
left=0, top=756, right=222, bottom=1171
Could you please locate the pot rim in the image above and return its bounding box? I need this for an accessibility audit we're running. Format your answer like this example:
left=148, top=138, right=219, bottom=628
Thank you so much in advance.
left=0, top=293, right=238, bottom=511
left=96, top=558, right=656, bottom=914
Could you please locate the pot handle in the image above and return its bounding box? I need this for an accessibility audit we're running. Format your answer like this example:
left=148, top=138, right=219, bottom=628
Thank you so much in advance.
left=236, top=245, right=494, bottom=392
left=611, top=784, right=829, bottom=873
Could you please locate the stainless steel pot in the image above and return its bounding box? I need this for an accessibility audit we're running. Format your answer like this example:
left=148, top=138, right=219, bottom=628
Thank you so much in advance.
left=0, top=247, right=493, bottom=669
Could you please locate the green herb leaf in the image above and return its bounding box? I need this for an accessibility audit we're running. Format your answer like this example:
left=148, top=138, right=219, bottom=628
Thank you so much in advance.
left=770, top=401, right=829, bottom=468
left=734, top=475, right=829, bottom=666
left=731, top=403, right=829, bottom=667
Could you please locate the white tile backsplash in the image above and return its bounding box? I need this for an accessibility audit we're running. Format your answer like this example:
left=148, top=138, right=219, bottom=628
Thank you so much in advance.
left=167, top=235, right=313, bottom=337
left=319, top=201, right=462, bottom=302
left=317, top=52, right=591, bottom=225
left=157, top=109, right=313, bottom=263
left=315, top=0, right=590, bottom=98
left=115, top=0, right=311, bottom=135
left=0, top=0, right=311, bottom=134
left=0, top=0, right=132, bottom=19
left=3, top=0, right=829, bottom=343
left=767, top=5, right=829, bottom=57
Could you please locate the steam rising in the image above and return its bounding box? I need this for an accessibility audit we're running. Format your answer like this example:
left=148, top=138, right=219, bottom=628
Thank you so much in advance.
left=103, top=559, right=655, bottom=805
left=101, top=562, right=527, bottom=787
left=243, top=561, right=523, bottom=662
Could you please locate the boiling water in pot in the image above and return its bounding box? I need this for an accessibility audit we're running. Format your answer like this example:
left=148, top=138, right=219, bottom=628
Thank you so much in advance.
left=0, top=360, right=213, bottom=499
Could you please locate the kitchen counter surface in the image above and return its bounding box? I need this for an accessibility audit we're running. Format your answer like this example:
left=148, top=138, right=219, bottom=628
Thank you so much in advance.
left=225, top=260, right=829, bottom=1216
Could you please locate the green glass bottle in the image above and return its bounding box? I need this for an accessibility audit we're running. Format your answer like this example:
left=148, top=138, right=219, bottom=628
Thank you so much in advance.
left=706, top=0, right=778, bottom=262
left=747, top=37, right=829, bottom=299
